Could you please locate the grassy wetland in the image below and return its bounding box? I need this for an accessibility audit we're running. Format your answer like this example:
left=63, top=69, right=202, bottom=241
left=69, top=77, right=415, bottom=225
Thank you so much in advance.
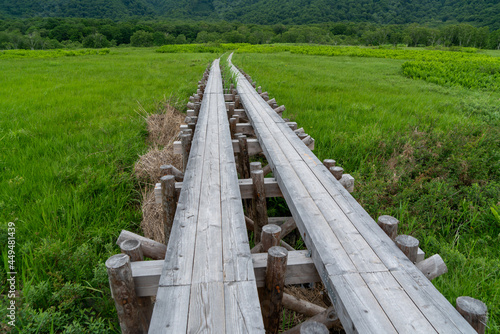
left=1, top=45, right=499, bottom=332
left=0, top=48, right=215, bottom=332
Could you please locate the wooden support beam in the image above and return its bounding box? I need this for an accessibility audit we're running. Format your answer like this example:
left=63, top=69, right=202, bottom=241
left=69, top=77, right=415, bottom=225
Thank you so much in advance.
left=224, top=93, right=234, bottom=102
left=339, top=174, right=355, bottom=193
left=116, top=230, right=166, bottom=260
left=160, top=164, right=184, bottom=182
left=274, top=105, right=286, bottom=115
left=174, top=138, right=262, bottom=155
left=236, top=122, right=255, bottom=136
left=416, top=254, right=448, bottom=280
left=282, top=308, right=340, bottom=334
left=262, top=246, right=288, bottom=334
left=106, top=254, right=149, bottom=333
left=283, top=293, right=325, bottom=317
left=279, top=217, right=297, bottom=239
left=154, top=177, right=282, bottom=203
left=456, top=297, right=488, bottom=334
left=262, top=164, right=272, bottom=176
left=130, top=250, right=320, bottom=297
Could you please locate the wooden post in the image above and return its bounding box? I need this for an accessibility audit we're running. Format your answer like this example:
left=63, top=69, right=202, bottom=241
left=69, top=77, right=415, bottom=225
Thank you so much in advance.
left=181, top=133, right=192, bottom=172
left=252, top=169, right=268, bottom=243
left=416, top=254, right=448, bottom=280
left=120, top=239, right=144, bottom=262
left=262, top=164, right=272, bottom=176
left=274, top=105, right=286, bottom=115
left=118, top=240, right=153, bottom=325
left=257, top=86, right=262, bottom=94
left=160, top=175, right=176, bottom=243
left=116, top=230, right=166, bottom=260
left=238, top=134, right=250, bottom=179
left=250, top=161, right=262, bottom=172
left=279, top=217, right=297, bottom=239
left=286, top=122, right=298, bottom=131
left=229, top=118, right=237, bottom=138
left=282, top=307, right=339, bottom=334
left=235, top=95, right=240, bottom=109
left=262, top=246, right=288, bottom=334
left=106, top=254, right=149, bottom=333
left=323, top=159, right=336, bottom=169
left=262, top=224, right=281, bottom=252
left=329, top=166, right=343, bottom=180
left=300, top=321, right=329, bottom=334
left=188, top=122, right=196, bottom=132
left=194, top=102, right=201, bottom=115
left=377, top=215, right=399, bottom=240
left=456, top=296, right=488, bottom=334
left=395, top=235, right=419, bottom=263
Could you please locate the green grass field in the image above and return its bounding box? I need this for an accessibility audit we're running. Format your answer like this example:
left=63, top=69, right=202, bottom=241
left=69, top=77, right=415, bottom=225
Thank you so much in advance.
left=233, top=51, right=500, bottom=332
left=1, top=46, right=499, bottom=332
left=0, top=48, right=215, bottom=332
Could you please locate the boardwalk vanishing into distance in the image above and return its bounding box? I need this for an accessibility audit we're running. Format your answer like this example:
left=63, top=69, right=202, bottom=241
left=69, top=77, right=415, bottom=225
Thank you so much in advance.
left=105, top=56, right=485, bottom=334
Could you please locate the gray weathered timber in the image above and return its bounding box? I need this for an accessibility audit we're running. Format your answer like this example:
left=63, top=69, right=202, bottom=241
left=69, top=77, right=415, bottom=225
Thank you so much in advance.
left=263, top=246, right=288, bottom=334
left=116, top=230, right=166, bottom=260
left=456, top=296, right=488, bottom=334
left=149, top=59, right=264, bottom=333
left=131, top=250, right=320, bottom=297
left=228, top=53, right=475, bottom=334
left=415, top=254, right=448, bottom=280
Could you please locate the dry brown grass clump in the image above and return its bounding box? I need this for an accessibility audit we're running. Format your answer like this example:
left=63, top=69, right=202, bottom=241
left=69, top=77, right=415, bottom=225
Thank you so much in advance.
left=134, top=98, right=184, bottom=243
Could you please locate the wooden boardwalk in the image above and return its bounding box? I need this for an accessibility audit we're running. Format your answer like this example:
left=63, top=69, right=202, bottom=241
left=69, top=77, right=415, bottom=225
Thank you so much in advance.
left=228, top=54, right=476, bottom=333
left=148, top=59, right=265, bottom=333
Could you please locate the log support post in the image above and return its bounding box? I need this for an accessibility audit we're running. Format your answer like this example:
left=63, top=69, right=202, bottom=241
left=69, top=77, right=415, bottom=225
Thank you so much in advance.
left=238, top=134, right=250, bottom=179
left=181, top=133, right=192, bottom=172
left=160, top=175, right=176, bottom=243
left=377, top=215, right=399, bottom=240
left=395, top=235, right=419, bottom=263
left=262, top=246, right=288, bottom=334
left=262, top=224, right=282, bottom=252
left=251, top=168, right=268, bottom=244
left=106, top=254, right=149, bottom=333
left=416, top=254, right=448, bottom=280
left=456, top=296, right=488, bottom=334
left=282, top=307, right=339, bottom=334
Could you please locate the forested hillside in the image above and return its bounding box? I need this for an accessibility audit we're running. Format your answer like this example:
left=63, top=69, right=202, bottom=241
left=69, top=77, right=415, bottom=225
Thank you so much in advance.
left=1, top=0, right=499, bottom=29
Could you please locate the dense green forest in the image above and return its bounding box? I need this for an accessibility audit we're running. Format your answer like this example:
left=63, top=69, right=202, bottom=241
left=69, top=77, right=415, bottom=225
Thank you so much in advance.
left=1, top=18, right=500, bottom=50
left=1, top=0, right=500, bottom=29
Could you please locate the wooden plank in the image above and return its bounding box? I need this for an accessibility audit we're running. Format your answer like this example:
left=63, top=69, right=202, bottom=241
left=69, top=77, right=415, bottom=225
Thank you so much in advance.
left=224, top=281, right=266, bottom=333
left=148, top=285, right=190, bottom=333
left=187, top=282, right=225, bottom=333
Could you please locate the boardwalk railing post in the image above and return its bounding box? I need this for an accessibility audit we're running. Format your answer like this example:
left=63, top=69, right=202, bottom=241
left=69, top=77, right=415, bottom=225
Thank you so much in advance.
left=251, top=168, right=268, bottom=243
left=456, top=296, right=488, bottom=334
left=160, top=175, right=176, bottom=242
left=119, top=240, right=154, bottom=325
left=106, top=254, right=149, bottom=333
left=263, top=246, right=288, bottom=334
left=181, top=133, right=192, bottom=172
left=238, top=134, right=250, bottom=179
left=377, top=215, right=399, bottom=240
left=262, top=224, right=281, bottom=252
left=395, top=234, right=419, bottom=263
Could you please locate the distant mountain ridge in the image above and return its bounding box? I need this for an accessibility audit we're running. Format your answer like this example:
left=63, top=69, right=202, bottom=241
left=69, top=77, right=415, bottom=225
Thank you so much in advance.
left=1, top=0, right=499, bottom=29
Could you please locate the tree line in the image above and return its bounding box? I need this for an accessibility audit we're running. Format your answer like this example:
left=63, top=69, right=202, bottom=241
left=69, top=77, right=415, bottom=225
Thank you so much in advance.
left=1, top=18, right=499, bottom=50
